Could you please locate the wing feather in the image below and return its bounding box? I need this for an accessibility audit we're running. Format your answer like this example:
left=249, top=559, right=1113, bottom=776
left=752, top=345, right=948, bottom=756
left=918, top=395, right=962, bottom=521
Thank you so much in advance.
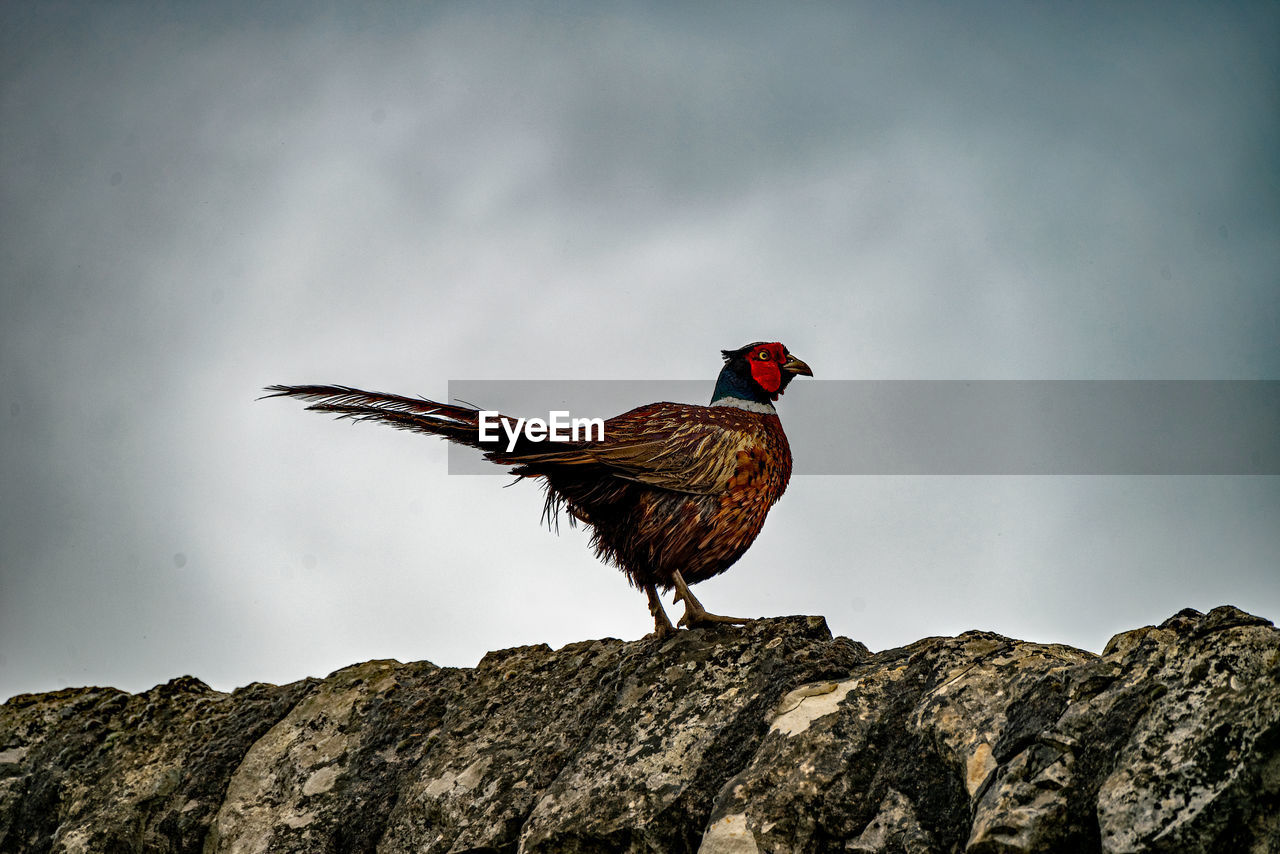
left=510, top=403, right=757, bottom=495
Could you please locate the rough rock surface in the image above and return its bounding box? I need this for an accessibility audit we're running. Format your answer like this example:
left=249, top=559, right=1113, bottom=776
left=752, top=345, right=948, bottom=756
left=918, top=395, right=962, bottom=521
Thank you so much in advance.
left=1, top=606, right=1276, bottom=853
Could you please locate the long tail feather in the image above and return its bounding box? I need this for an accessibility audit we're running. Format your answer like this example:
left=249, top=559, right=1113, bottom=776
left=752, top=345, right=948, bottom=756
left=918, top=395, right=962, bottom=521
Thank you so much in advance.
left=261, top=384, right=596, bottom=464
left=262, top=384, right=500, bottom=449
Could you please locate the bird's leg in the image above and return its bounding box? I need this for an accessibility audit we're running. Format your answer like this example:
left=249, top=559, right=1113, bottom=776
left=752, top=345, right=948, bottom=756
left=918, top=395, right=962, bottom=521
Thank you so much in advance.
left=671, top=570, right=751, bottom=628
left=646, top=583, right=677, bottom=638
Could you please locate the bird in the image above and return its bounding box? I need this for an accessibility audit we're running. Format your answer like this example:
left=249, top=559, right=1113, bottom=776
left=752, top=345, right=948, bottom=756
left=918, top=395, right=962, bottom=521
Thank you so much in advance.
left=264, top=341, right=812, bottom=636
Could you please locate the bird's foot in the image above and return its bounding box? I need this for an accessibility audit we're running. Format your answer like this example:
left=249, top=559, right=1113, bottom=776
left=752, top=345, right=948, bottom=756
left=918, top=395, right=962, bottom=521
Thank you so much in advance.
left=646, top=583, right=678, bottom=639
left=677, top=604, right=752, bottom=629
left=650, top=621, right=679, bottom=639
left=650, top=608, right=678, bottom=639
left=668, top=568, right=751, bottom=629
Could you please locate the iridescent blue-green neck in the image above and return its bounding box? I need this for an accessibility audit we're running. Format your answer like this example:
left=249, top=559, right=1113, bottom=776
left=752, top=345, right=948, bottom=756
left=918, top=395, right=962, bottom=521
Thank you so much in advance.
left=710, top=361, right=776, bottom=413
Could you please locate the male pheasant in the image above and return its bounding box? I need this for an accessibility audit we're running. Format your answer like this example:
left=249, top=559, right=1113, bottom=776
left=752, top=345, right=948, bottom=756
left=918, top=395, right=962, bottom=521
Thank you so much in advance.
left=265, top=341, right=812, bottom=636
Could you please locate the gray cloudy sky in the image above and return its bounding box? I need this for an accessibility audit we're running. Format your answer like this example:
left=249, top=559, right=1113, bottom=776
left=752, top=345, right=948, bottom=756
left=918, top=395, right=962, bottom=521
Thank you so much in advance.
left=2, top=2, right=1277, bottom=701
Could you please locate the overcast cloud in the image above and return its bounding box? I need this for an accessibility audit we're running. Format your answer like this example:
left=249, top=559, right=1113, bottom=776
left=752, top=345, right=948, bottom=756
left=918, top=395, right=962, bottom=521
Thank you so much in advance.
left=2, top=2, right=1278, bottom=701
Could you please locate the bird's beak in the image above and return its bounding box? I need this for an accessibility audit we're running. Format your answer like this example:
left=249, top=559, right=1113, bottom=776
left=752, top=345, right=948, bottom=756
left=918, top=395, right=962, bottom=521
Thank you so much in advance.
left=782, top=354, right=813, bottom=377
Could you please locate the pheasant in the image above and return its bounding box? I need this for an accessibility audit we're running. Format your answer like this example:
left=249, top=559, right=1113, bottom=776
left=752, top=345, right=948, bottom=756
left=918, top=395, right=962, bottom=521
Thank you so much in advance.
left=264, top=341, right=812, bottom=636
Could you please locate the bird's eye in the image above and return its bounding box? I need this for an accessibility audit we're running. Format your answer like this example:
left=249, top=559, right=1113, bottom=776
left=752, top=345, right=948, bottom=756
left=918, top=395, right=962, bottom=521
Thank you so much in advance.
left=757, top=350, right=771, bottom=360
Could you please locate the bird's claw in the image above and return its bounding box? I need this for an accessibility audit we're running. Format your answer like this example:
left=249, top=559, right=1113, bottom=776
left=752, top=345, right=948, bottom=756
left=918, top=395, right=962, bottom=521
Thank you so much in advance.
left=668, top=569, right=750, bottom=629
left=677, top=608, right=752, bottom=629
left=649, top=622, right=679, bottom=640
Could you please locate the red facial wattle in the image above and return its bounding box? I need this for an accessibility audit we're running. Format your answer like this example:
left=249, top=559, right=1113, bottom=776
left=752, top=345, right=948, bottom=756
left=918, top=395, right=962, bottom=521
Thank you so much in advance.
left=748, top=343, right=788, bottom=398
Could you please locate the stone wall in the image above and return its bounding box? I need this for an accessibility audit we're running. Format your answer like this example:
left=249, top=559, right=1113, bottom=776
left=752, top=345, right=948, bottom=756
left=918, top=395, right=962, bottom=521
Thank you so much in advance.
left=1, top=606, right=1276, bottom=853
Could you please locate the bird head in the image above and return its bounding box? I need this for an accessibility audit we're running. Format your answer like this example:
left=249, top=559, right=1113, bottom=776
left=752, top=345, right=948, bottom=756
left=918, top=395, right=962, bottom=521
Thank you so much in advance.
left=711, top=341, right=813, bottom=409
